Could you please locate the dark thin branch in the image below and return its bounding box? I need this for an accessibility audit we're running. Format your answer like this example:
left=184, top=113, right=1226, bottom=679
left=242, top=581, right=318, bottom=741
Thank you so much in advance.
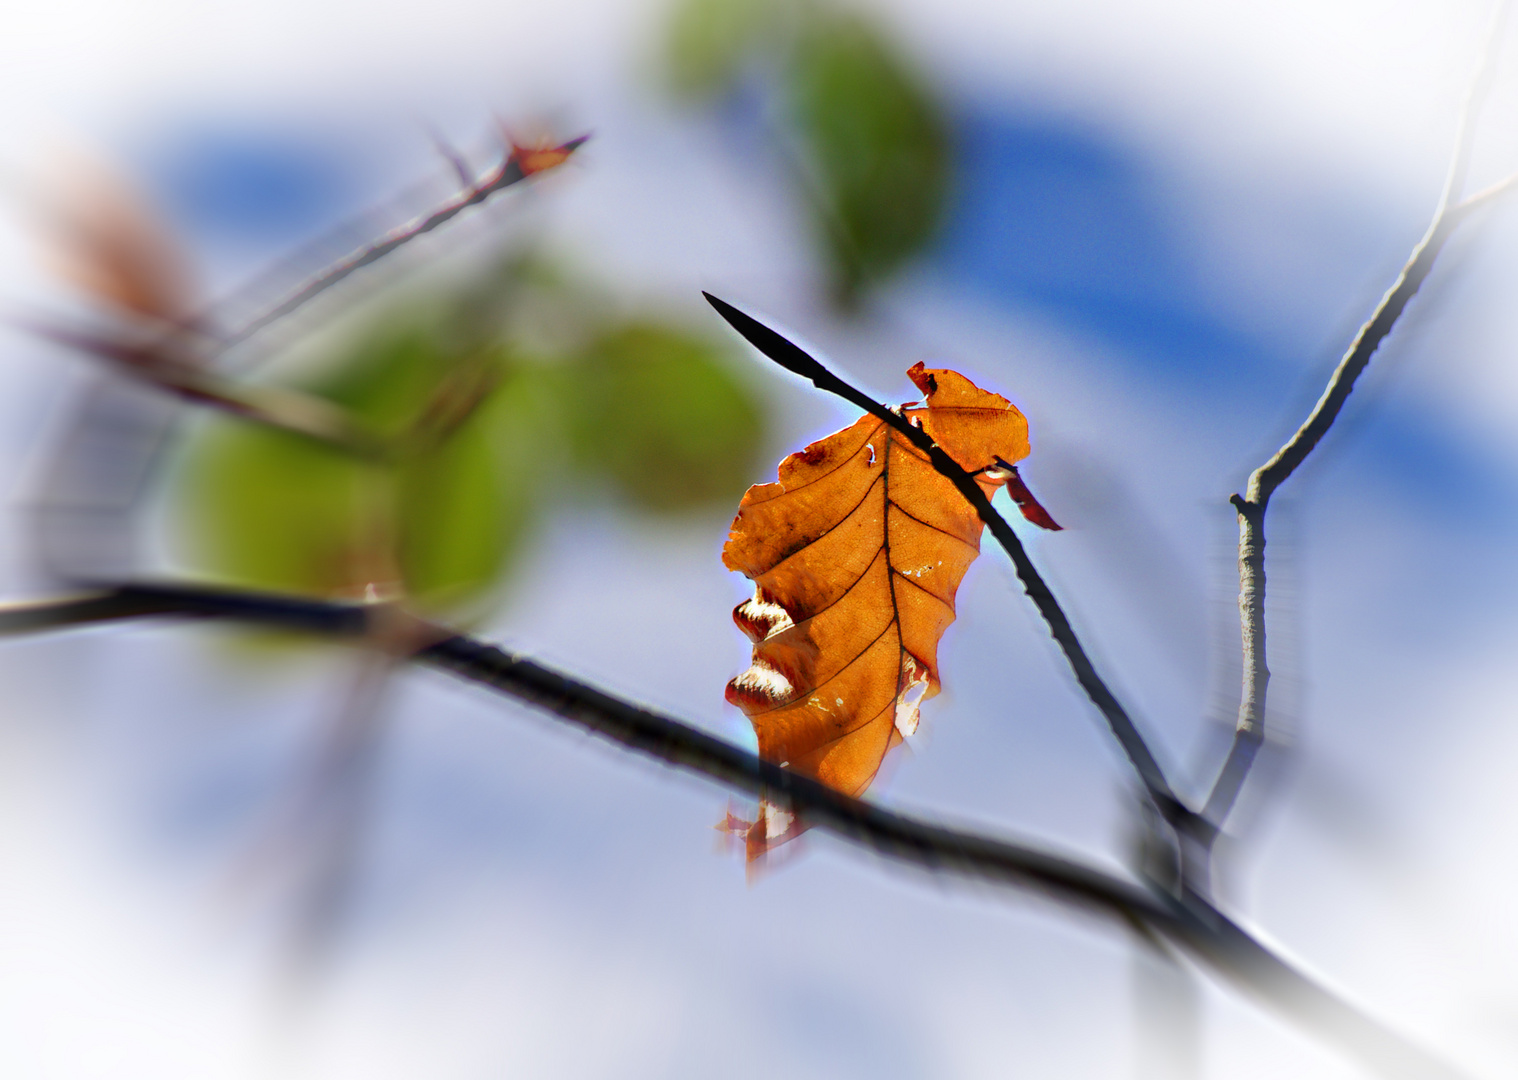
left=0, top=581, right=1463, bottom=1079
left=0, top=583, right=1185, bottom=918
left=700, top=292, right=1187, bottom=823
left=0, top=584, right=371, bottom=638
left=1204, top=0, right=1514, bottom=834
left=430, top=631, right=1460, bottom=1077
left=222, top=136, right=588, bottom=347
left=1245, top=212, right=1476, bottom=511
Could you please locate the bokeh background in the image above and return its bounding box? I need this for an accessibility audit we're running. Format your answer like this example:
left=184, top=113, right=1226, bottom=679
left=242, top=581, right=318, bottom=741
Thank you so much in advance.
left=3, top=0, right=1518, bottom=1076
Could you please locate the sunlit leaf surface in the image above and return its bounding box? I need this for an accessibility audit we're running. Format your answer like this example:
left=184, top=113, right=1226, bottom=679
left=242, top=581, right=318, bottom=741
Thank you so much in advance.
left=723, top=364, right=1030, bottom=850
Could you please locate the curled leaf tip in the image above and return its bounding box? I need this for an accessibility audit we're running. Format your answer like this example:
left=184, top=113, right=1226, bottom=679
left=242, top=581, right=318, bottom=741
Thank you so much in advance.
left=995, top=460, right=1062, bottom=531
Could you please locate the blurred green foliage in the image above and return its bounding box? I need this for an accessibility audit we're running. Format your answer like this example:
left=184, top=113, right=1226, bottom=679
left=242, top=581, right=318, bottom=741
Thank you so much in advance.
left=789, top=12, right=950, bottom=303
left=564, top=323, right=764, bottom=511
left=665, top=0, right=951, bottom=306
left=665, top=0, right=782, bottom=99
left=177, top=258, right=766, bottom=615
left=176, top=0, right=952, bottom=616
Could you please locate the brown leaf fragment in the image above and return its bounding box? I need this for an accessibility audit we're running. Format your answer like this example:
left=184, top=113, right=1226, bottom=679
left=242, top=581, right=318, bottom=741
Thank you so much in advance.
left=723, top=363, right=1035, bottom=851
left=716, top=808, right=754, bottom=836
left=38, top=157, right=196, bottom=326
left=508, top=136, right=587, bottom=177
left=995, top=461, right=1062, bottom=531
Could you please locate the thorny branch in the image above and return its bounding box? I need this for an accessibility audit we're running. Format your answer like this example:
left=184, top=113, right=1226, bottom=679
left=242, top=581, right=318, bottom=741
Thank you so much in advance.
left=1202, top=0, right=1516, bottom=836
left=23, top=136, right=586, bottom=460
left=220, top=135, right=588, bottom=348
left=702, top=293, right=1193, bottom=831
left=0, top=582, right=1465, bottom=1080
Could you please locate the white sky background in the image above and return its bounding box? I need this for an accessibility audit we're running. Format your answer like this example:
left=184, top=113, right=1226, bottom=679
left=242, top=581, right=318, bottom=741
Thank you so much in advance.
left=2, top=1, right=1518, bottom=1078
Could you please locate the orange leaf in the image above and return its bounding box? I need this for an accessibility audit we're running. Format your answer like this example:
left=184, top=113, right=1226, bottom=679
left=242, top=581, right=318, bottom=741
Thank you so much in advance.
left=508, top=138, right=583, bottom=177
left=723, top=362, right=1034, bottom=849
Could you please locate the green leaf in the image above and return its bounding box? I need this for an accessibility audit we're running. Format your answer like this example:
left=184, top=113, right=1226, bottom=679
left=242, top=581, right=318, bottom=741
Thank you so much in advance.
left=176, top=424, right=372, bottom=598
left=664, top=0, right=778, bottom=100
left=303, top=323, right=452, bottom=435
left=174, top=324, right=546, bottom=612
left=561, top=322, right=765, bottom=513
left=393, top=364, right=547, bottom=608
left=787, top=12, right=952, bottom=304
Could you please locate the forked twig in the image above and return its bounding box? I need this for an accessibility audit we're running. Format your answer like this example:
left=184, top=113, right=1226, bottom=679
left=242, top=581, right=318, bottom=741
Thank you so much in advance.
left=1202, top=0, right=1515, bottom=833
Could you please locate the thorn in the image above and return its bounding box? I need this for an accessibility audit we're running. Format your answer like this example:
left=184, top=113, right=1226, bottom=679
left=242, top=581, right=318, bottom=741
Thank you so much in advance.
left=424, top=124, right=475, bottom=188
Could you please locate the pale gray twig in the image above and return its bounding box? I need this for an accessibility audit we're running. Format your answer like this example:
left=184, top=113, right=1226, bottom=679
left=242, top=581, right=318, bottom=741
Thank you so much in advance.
left=1203, top=0, right=1514, bottom=833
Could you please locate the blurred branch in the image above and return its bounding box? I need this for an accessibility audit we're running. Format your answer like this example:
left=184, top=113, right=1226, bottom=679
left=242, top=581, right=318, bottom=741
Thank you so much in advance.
left=701, top=292, right=1193, bottom=829
left=1202, top=0, right=1514, bottom=836
left=0, top=584, right=369, bottom=636
left=424, top=125, right=478, bottom=189
left=221, top=135, right=588, bottom=347
left=399, top=348, right=503, bottom=454
left=284, top=650, right=398, bottom=974
left=25, top=322, right=387, bottom=457
left=1450, top=165, right=1518, bottom=213
left=29, top=316, right=511, bottom=463
left=1131, top=927, right=1202, bottom=1080
left=0, top=580, right=1464, bottom=1079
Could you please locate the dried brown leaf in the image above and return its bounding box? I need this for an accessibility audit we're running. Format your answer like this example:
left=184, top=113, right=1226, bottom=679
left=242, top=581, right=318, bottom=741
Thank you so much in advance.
left=40, top=156, right=196, bottom=325
left=723, top=363, right=1037, bottom=849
